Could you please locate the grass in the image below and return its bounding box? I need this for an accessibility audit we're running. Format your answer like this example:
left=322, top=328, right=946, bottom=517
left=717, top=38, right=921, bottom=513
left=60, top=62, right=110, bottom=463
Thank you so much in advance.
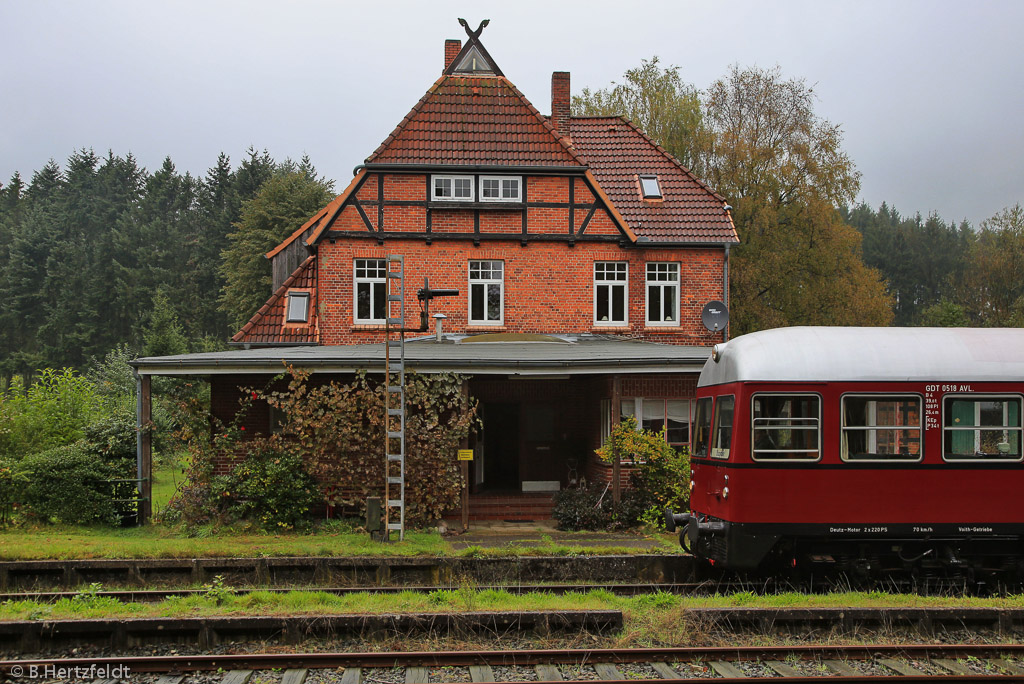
left=1, top=587, right=1023, bottom=622
left=0, top=524, right=450, bottom=560
left=150, top=460, right=186, bottom=518
left=0, top=461, right=677, bottom=560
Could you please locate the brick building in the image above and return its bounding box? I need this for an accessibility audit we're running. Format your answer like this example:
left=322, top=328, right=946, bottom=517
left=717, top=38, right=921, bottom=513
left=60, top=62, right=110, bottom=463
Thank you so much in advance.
left=133, top=22, right=737, bottom=522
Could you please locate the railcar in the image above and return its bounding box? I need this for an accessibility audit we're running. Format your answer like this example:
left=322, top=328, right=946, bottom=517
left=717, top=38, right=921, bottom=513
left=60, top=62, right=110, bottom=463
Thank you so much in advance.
left=668, top=327, right=1024, bottom=581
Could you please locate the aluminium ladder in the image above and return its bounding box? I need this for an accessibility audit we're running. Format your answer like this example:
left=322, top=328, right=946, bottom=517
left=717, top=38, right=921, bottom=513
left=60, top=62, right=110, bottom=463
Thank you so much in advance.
left=383, top=255, right=406, bottom=541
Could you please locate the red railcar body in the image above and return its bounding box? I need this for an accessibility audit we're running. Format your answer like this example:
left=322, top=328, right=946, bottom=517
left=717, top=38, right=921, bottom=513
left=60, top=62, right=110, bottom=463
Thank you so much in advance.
left=678, top=327, right=1024, bottom=576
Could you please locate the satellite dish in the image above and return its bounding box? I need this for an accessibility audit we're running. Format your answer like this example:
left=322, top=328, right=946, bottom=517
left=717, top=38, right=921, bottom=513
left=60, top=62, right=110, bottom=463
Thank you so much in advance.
left=701, top=301, right=729, bottom=332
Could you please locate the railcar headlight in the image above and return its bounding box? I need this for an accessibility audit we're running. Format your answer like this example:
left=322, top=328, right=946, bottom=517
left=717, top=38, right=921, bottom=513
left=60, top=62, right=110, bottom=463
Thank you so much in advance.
left=722, top=487, right=729, bottom=500
left=690, top=481, right=695, bottom=491
left=711, top=344, right=722, bottom=362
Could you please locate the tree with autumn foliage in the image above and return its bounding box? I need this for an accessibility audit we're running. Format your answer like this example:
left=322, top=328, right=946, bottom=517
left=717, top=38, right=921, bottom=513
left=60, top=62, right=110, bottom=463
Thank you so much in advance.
left=697, top=65, right=892, bottom=333
left=957, top=204, right=1024, bottom=326
left=574, top=62, right=893, bottom=334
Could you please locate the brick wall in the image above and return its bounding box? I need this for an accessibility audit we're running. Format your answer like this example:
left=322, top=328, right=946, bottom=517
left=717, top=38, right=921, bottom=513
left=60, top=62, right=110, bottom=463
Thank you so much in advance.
left=316, top=173, right=726, bottom=346
left=318, top=238, right=724, bottom=345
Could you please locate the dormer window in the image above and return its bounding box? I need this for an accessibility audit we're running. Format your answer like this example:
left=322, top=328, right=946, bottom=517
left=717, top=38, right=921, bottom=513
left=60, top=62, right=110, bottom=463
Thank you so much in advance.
left=433, top=175, right=474, bottom=201
left=480, top=176, right=521, bottom=202
left=286, top=291, right=311, bottom=323
left=639, top=175, right=662, bottom=199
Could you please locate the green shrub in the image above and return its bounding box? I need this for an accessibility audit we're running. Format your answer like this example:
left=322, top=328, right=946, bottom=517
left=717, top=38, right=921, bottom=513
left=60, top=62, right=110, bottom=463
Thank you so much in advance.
left=0, top=458, right=28, bottom=526
left=0, top=368, right=106, bottom=459
left=552, top=483, right=610, bottom=531
left=211, top=443, right=321, bottom=530
left=593, top=416, right=691, bottom=530
left=552, top=482, right=650, bottom=531
left=20, top=443, right=123, bottom=525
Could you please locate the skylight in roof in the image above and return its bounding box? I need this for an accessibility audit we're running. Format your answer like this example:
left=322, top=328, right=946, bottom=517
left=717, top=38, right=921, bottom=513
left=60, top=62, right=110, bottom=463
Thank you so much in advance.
left=286, top=292, right=310, bottom=323
left=639, top=175, right=662, bottom=199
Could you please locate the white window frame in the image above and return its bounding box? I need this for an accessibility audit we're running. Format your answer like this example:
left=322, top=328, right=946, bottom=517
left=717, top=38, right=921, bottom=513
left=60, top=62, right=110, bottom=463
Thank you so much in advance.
left=480, top=175, right=522, bottom=202
left=840, top=393, right=923, bottom=462
left=285, top=291, right=311, bottom=323
left=645, top=262, right=680, bottom=326
left=353, top=258, right=387, bottom=324
left=621, top=398, right=691, bottom=448
left=432, top=174, right=474, bottom=201
left=593, top=262, right=628, bottom=326
left=468, top=259, right=504, bottom=325
left=942, top=394, right=1023, bottom=462
left=639, top=174, right=662, bottom=199
left=750, top=393, right=822, bottom=462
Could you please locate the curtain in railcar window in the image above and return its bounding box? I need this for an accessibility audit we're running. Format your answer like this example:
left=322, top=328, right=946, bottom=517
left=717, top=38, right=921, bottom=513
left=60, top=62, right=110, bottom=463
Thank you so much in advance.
left=841, top=396, right=921, bottom=460
left=943, top=396, right=1022, bottom=460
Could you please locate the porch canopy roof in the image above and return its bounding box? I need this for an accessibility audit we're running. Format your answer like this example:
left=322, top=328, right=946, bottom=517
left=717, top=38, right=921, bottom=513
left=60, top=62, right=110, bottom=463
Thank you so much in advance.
left=130, top=334, right=711, bottom=377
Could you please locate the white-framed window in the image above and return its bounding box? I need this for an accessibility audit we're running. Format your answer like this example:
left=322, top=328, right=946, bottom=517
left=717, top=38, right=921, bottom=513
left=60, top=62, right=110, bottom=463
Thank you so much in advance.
left=841, top=394, right=922, bottom=461
left=621, top=398, right=691, bottom=447
left=751, top=394, right=821, bottom=461
left=594, top=262, right=628, bottom=326
left=469, top=260, right=503, bottom=324
left=480, top=175, right=522, bottom=202
left=646, top=262, right=679, bottom=325
left=943, top=395, right=1023, bottom=461
left=432, top=174, right=474, bottom=201
left=639, top=174, right=662, bottom=199
left=354, top=258, right=387, bottom=323
left=285, top=291, right=311, bottom=323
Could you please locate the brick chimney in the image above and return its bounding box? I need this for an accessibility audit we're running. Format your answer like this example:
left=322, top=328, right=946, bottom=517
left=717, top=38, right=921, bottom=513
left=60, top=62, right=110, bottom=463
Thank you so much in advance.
left=551, top=71, right=571, bottom=139
left=444, top=39, right=462, bottom=71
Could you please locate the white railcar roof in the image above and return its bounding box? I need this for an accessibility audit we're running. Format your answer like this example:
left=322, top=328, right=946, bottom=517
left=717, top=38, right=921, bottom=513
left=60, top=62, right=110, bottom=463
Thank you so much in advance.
left=699, top=326, right=1024, bottom=386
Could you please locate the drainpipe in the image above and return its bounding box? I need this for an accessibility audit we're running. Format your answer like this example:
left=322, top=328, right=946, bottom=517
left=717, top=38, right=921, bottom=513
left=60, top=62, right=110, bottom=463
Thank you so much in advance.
left=135, top=371, right=142, bottom=499
left=133, top=372, right=152, bottom=525
left=723, top=243, right=730, bottom=342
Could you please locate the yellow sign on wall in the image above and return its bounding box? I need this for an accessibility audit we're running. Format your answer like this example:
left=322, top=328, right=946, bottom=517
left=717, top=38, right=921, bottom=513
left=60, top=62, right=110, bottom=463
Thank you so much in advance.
left=457, top=449, right=474, bottom=461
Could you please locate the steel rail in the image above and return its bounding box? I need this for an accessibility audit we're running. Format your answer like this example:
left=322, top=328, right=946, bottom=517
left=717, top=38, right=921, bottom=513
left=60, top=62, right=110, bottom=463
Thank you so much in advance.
left=5, top=644, right=1024, bottom=673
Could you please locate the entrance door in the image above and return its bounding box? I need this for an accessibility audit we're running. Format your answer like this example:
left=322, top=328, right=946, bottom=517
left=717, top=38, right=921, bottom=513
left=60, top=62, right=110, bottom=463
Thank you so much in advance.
left=483, top=402, right=520, bottom=491
left=521, top=402, right=560, bottom=484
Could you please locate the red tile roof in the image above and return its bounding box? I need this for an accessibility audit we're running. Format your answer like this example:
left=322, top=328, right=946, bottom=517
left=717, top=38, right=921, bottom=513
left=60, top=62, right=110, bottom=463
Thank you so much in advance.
left=366, top=75, right=583, bottom=167
left=232, top=256, right=318, bottom=345
left=265, top=170, right=365, bottom=259
left=569, top=117, right=738, bottom=244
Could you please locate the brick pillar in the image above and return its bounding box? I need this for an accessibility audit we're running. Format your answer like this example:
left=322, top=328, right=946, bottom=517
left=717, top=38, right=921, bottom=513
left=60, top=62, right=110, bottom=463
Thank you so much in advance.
left=551, top=71, right=571, bottom=138
left=444, top=39, right=462, bottom=71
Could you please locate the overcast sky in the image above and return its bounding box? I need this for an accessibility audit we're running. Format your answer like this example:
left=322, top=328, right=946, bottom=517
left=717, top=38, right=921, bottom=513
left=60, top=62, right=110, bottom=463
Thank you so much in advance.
left=2, top=0, right=1021, bottom=228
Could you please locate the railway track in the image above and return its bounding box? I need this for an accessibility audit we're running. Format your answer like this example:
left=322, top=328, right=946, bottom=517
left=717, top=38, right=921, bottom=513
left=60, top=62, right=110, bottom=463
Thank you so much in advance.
left=4, top=605, right=1024, bottom=653
left=5, top=645, right=1024, bottom=681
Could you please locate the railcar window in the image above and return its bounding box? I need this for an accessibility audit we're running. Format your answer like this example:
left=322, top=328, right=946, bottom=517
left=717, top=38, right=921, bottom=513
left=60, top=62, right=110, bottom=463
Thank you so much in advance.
left=711, top=395, right=734, bottom=459
left=841, top=395, right=921, bottom=461
left=693, top=397, right=712, bottom=459
left=751, top=394, right=820, bottom=461
left=943, top=396, right=1022, bottom=461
